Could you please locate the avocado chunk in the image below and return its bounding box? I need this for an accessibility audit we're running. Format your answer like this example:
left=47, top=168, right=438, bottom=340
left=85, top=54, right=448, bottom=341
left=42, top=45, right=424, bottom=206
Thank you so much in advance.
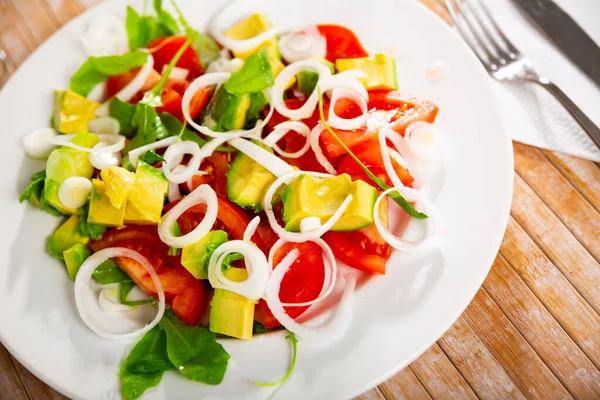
left=52, top=90, right=100, bottom=134
left=225, top=13, right=280, bottom=60
left=88, top=180, right=126, bottom=227
left=209, top=267, right=257, bottom=340
left=297, top=57, right=335, bottom=95
left=335, top=53, right=398, bottom=90
left=282, top=173, right=377, bottom=232
left=100, top=167, right=137, bottom=209
left=124, top=161, right=169, bottom=225
left=227, top=146, right=277, bottom=212
left=63, top=243, right=90, bottom=280
left=47, top=215, right=90, bottom=259
left=270, top=57, right=296, bottom=90
left=181, top=230, right=228, bottom=279
left=210, top=85, right=251, bottom=131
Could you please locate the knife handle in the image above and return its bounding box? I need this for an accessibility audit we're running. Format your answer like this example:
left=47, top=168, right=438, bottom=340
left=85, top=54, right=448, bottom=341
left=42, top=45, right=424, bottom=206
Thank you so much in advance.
left=535, top=78, right=600, bottom=149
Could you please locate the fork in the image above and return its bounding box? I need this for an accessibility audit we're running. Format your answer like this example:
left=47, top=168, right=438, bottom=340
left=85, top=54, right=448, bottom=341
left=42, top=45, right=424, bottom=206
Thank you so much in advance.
left=445, top=0, right=600, bottom=149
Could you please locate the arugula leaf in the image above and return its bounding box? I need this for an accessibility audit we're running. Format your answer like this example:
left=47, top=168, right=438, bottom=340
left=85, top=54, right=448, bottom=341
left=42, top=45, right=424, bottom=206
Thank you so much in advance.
left=109, top=98, right=137, bottom=137
left=253, top=322, right=284, bottom=335
left=168, top=222, right=181, bottom=256
left=140, top=150, right=166, bottom=164
left=70, top=52, right=149, bottom=96
left=224, top=48, right=275, bottom=95
left=256, top=332, right=298, bottom=386
left=154, top=0, right=180, bottom=36
left=125, top=5, right=177, bottom=51
left=119, top=326, right=173, bottom=400
left=77, top=203, right=107, bottom=240
left=159, top=310, right=230, bottom=384
left=124, top=105, right=169, bottom=154
left=119, top=281, right=154, bottom=306
left=93, top=259, right=132, bottom=285
left=19, top=170, right=46, bottom=207
left=170, top=0, right=220, bottom=68
left=317, top=90, right=428, bottom=219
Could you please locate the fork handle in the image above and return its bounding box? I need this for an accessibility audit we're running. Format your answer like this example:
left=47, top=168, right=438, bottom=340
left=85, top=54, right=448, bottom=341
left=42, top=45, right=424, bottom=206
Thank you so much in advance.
left=534, top=79, right=600, bottom=149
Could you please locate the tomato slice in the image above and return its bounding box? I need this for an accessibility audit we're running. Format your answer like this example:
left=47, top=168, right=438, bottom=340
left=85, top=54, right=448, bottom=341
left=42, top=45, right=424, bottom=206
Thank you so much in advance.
left=155, top=81, right=211, bottom=123
left=257, top=241, right=326, bottom=329
left=323, top=226, right=389, bottom=275
left=148, top=35, right=204, bottom=80
left=316, top=24, right=369, bottom=63
left=183, top=151, right=231, bottom=197
left=106, top=67, right=161, bottom=99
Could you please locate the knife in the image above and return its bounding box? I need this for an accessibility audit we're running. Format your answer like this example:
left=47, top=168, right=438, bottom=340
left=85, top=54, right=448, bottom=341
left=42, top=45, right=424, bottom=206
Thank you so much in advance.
left=510, top=0, right=600, bottom=88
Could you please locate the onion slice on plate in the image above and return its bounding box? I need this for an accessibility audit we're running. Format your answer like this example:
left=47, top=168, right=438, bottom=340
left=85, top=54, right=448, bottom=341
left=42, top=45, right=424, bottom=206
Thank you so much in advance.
left=50, top=133, right=126, bottom=154
left=158, top=184, right=218, bottom=248
left=263, top=121, right=311, bottom=159
left=309, top=124, right=337, bottom=175
left=228, top=138, right=295, bottom=178
left=74, top=247, right=165, bottom=340
left=88, top=116, right=120, bottom=135
left=81, top=14, right=128, bottom=57
left=328, top=88, right=367, bottom=131
left=128, top=136, right=179, bottom=167
left=278, top=26, right=326, bottom=63
left=22, top=128, right=58, bottom=159
left=244, top=216, right=261, bottom=243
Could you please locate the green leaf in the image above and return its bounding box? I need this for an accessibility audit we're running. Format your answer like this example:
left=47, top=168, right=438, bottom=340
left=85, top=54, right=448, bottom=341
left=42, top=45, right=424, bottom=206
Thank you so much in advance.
left=70, top=52, right=149, bottom=97
left=125, top=6, right=171, bottom=51
left=255, top=332, right=298, bottom=386
left=109, top=98, right=137, bottom=137
left=222, top=253, right=244, bottom=269
left=19, top=171, right=46, bottom=207
left=154, top=0, right=180, bottom=35
left=252, top=322, right=283, bottom=335
left=168, top=222, right=181, bottom=256
left=119, top=326, right=173, bottom=400
left=93, top=259, right=132, bottom=285
left=119, top=281, right=154, bottom=306
left=159, top=310, right=230, bottom=385
left=159, top=112, right=234, bottom=152
left=125, top=104, right=169, bottom=153
left=317, top=90, right=428, bottom=219
left=170, top=0, right=220, bottom=68
left=224, top=48, right=275, bottom=95
left=77, top=202, right=107, bottom=240
left=140, top=150, right=166, bottom=164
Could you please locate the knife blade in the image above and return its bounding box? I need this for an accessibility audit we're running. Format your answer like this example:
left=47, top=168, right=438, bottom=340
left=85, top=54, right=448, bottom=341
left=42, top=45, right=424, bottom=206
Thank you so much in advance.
left=510, top=0, right=600, bottom=87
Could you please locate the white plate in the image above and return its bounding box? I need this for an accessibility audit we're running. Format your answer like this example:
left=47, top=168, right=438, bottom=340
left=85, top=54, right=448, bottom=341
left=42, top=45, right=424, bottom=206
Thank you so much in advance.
left=0, top=0, right=513, bottom=399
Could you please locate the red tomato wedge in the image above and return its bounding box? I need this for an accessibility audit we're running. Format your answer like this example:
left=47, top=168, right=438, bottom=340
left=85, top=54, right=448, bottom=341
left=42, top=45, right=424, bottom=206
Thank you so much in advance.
left=155, top=81, right=211, bottom=123
left=183, top=151, right=231, bottom=197
left=257, top=241, right=326, bottom=329
left=148, top=35, right=204, bottom=80
left=316, top=24, right=369, bottom=63
left=106, top=67, right=161, bottom=99
left=89, top=226, right=209, bottom=326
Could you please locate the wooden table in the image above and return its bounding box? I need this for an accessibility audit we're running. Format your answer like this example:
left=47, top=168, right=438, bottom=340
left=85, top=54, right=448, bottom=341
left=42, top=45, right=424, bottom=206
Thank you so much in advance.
left=1, top=0, right=600, bottom=399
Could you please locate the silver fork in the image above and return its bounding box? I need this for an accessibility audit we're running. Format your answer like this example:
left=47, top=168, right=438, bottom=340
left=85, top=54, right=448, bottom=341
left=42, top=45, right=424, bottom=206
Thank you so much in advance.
left=445, top=0, right=600, bottom=149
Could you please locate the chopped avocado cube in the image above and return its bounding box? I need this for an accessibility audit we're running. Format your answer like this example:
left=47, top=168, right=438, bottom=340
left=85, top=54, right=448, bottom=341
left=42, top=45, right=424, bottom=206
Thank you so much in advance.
left=227, top=147, right=277, bottom=212
left=225, top=13, right=280, bottom=60
left=270, top=57, right=296, bottom=90
left=181, top=230, right=228, bottom=279
left=52, top=90, right=100, bottom=134
left=47, top=215, right=90, bottom=259
left=297, top=57, right=335, bottom=95
left=210, top=267, right=257, bottom=340
left=211, top=85, right=251, bottom=131
left=124, top=162, right=168, bottom=225
left=335, top=53, right=398, bottom=90
left=63, top=243, right=90, bottom=280
left=282, top=173, right=377, bottom=232
left=88, top=180, right=126, bottom=227
left=100, top=167, right=137, bottom=209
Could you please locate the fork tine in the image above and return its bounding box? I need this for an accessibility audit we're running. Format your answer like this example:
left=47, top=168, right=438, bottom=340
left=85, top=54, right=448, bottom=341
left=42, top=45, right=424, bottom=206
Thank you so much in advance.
left=463, top=0, right=511, bottom=61
left=476, top=0, right=520, bottom=57
left=457, top=1, right=503, bottom=67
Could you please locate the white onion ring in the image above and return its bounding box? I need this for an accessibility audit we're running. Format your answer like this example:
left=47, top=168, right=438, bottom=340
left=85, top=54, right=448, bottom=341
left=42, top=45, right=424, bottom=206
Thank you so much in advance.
left=89, top=141, right=121, bottom=170
left=74, top=247, right=165, bottom=340
left=244, top=216, right=261, bottom=243
left=81, top=14, right=128, bottom=57
left=207, top=240, right=270, bottom=301
left=309, top=124, right=337, bottom=175
left=158, top=184, right=218, bottom=248
left=128, top=136, right=179, bottom=167
left=98, top=287, right=132, bottom=313
left=50, top=133, right=125, bottom=154
left=328, top=88, right=367, bottom=131
left=278, top=26, right=326, bottom=63
left=374, top=186, right=444, bottom=252
left=228, top=138, right=295, bottom=178
left=263, top=170, right=353, bottom=242
left=22, top=128, right=58, bottom=159
left=87, top=82, right=107, bottom=103
left=263, top=121, right=311, bottom=159
left=88, top=117, right=120, bottom=135
left=320, top=70, right=369, bottom=100
left=385, top=127, right=426, bottom=190
left=404, top=121, right=443, bottom=161
left=95, top=53, right=154, bottom=117
left=379, top=129, right=406, bottom=189
left=162, top=141, right=203, bottom=184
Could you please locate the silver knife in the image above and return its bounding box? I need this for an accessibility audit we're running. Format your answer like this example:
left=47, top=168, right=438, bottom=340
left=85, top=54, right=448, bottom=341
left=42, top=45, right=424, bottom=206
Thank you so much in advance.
left=511, top=0, right=600, bottom=88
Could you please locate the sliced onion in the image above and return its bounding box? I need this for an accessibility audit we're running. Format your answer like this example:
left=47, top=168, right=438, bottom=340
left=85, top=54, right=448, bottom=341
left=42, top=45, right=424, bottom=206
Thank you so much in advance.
left=74, top=247, right=165, bottom=340
left=87, top=82, right=107, bottom=103
left=374, top=186, right=444, bottom=252
left=244, top=216, right=261, bottom=243
left=98, top=287, right=131, bottom=313
left=161, top=65, right=189, bottom=81
left=158, top=184, right=218, bottom=248
left=128, top=136, right=179, bottom=167
left=58, top=177, right=92, bottom=209
left=88, top=117, right=120, bottom=135
left=162, top=141, right=203, bottom=184
left=89, top=144, right=121, bottom=170
left=50, top=133, right=125, bottom=154
left=95, top=53, right=154, bottom=117
left=379, top=129, right=406, bottom=189
left=328, top=88, right=367, bottom=131
left=206, top=57, right=244, bottom=74
left=309, top=124, right=337, bottom=175
left=404, top=121, right=443, bottom=161
left=278, top=26, right=326, bottom=63
left=321, top=70, right=369, bottom=100
left=228, top=138, right=295, bottom=178
left=263, top=121, right=311, bottom=159
left=22, top=128, right=58, bottom=159
left=208, top=240, right=270, bottom=301
left=81, top=15, right=128, bottom=57
left=299, top=216, right=322, bottom=233
left=263, top=170, right=353, bottom=242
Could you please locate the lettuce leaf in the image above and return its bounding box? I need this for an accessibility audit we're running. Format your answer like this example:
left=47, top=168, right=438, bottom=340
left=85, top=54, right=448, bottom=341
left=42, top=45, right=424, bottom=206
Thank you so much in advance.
left=224, top=48, right=274, bottom=94
left=125, top=3, right=179, bottom=51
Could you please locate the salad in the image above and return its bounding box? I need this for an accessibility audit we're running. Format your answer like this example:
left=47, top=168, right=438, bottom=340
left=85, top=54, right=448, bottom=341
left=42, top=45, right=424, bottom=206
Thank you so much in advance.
left=19, top=0, right=444, bottom=398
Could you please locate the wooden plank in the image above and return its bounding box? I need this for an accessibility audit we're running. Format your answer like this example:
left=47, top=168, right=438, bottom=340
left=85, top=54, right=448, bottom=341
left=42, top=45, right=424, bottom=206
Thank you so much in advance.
left=41, top=0, right=83, bottom=26
left=10, top=0, right=59, bottom=45
left=514, top=143, right=600, bottom=262
left=409, top=344, right=477, bottom=400
left=9, top=355, right=67, bottom=400
left=437, top=316, right=526, bottom=399
left=0, top=346, right=28, bottom=400
left=509, top=174, right=600, bottom=314
left=464, top=289, right=572, bottom=399
left=543, top=150, right=600, bottom=212
left=0, top=0, right=37, bottom=67
left=501, top=215, right=600, bottom=369
left=356, top=387, right=387, bottom=400
left=379, top=367, right=432, bottom=400
left=483, top=255, right=600, bottom=398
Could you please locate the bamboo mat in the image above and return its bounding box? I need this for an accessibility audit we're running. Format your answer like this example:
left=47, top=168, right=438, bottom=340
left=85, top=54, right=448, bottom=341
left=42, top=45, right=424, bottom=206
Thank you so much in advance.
left=1, top=0, right=599, bottom=399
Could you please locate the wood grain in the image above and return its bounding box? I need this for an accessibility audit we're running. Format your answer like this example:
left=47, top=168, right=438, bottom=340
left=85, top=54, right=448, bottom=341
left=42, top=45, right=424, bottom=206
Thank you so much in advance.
left=2, top=1, right=600, bottom=400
